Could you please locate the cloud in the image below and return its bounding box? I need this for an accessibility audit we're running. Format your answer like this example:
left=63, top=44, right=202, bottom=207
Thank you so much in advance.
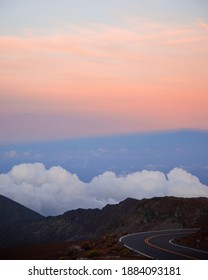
left=0, top=163, right=208, bottom=216
left=4, top=150, right=17, bottom=159
left=198, top=20, right=208, bottom=30
left=2, top=150, right=33, bottom=159
left=1, top=18, right=208, bottom=92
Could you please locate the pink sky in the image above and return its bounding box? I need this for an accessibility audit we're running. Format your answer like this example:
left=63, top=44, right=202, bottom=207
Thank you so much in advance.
left=0, top=18, right=208, bottom=142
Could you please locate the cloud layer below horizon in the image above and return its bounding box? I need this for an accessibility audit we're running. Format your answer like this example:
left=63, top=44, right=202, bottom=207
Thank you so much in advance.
left=0, top=163, right=208, bottom=216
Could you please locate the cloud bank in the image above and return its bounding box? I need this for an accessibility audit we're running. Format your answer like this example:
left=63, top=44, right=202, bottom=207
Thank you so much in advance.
left=0, top=163, right=208, bottom=216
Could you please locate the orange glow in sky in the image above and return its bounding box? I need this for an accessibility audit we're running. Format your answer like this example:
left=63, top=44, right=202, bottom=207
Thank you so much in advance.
left=0, top=3, right=208, bottom=142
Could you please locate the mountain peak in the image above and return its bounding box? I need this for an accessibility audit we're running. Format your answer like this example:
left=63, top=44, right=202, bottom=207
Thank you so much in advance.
left=0, top=194, right=43, bottom=235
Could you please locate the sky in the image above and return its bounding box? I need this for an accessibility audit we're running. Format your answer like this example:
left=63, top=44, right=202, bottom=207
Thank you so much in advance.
left=0, top=0, right=208, bottom=143
left=0, top=1, right=208, bottom=214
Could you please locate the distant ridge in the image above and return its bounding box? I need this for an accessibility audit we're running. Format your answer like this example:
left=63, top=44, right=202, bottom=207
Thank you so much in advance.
left=1, top=129, right=208, bottom=184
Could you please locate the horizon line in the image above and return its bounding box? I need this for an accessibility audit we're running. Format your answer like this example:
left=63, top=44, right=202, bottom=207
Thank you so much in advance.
left=1, top=128, right=208, bottom=146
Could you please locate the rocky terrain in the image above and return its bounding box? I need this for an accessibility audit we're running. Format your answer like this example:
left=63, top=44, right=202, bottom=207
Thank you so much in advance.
left=0, top=195, right=208, bottom=259
left=0, top=233, right=148, bottom=260
left=175, top=215, right=208, bottom=250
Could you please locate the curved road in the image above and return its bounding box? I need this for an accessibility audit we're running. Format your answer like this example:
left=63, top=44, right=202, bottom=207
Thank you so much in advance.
left=120, top=229, right=208, bottom=260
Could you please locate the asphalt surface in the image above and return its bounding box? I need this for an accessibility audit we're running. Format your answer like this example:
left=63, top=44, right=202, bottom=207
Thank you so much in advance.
left=120, top=229, right=208, bottom=260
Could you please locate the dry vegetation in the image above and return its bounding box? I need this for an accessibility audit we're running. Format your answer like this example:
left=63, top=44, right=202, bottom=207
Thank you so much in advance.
left=0, top=233, right=147, bottom=260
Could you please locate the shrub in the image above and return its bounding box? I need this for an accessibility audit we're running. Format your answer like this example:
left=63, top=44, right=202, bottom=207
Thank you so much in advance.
left=80, top=241, right=94, bottom=251
left=67, top=245, right=82, bottom=256
left=85, top=249, right=100, bottom=258
left=120, top=248, right=130, bottom=256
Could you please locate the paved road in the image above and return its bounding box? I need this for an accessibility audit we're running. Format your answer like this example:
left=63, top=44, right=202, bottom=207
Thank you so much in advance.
left=120, top=229, right=208, bottom=260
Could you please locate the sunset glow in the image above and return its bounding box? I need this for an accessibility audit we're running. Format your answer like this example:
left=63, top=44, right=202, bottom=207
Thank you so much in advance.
left=0, top=0, right=208, bottom=143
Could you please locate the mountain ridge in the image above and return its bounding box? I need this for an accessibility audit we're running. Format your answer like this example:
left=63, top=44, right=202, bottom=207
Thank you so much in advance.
left=0, top=194, right=208, bottom=248
left=0, top=195, right=44, bottom=247
left=0, top=194, right=43, bottom=226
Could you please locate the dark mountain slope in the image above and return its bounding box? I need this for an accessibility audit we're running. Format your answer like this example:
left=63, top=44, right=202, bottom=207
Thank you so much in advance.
left=0, top=195, right=44, bottom=246
left=0, top=195, right=43, bottom=224
left=1, top=196, right=208, bottom=248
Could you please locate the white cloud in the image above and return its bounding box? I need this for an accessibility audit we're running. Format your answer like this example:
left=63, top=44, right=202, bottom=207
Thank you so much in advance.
left=0, top=163, right=208, bottom=216
left=4, top=150, right=17, bottom=159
